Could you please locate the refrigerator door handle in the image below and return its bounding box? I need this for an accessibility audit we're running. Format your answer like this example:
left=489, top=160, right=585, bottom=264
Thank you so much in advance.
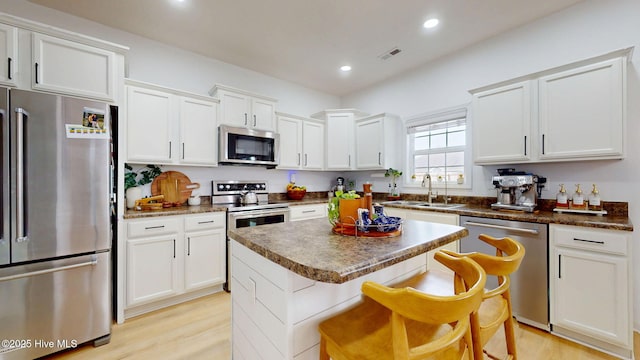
left=15, top=108, right=28, bottom=243
left=0, top=255, right=98, bottom=283
left=16, top=108, right=29, bottom=243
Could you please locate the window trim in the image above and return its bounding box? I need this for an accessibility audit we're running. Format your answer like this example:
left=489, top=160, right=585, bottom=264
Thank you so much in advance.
left=403, top=104, right=472, bottom=190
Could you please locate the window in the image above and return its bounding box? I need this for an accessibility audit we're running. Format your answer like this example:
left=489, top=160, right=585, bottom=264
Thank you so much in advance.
left=406, top=106, right=469, bottom=188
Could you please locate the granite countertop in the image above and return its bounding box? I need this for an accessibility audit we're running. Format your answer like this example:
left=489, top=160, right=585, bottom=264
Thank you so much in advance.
left=123, top=195, right=633, bottom=232
left=123, top=204, right=227, bottom=219
left=383, top=203, right=633, bottom=232
left=228, top=217, right=468, bottom=284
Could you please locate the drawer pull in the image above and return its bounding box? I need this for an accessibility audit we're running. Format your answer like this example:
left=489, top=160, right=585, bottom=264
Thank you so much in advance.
left=573, top=238, right=605, bottom=245
left=145, top=225, right=165, bottom=230
left=302, top=210, right=316, bottom=214
left=197, top=220, right=215, bottom=224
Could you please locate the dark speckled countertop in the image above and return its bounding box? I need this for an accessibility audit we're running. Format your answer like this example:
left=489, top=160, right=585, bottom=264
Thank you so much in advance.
left=124, top=204, right=227, bottom=219
left=124, top=194, right=633, bottom=232
left=228, top=218, right=468, bottom=284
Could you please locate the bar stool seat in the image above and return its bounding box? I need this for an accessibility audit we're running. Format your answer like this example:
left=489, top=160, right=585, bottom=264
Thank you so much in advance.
left=318, top=252, right=487, bottom=360
left=404, top=235, right=525, bottom=360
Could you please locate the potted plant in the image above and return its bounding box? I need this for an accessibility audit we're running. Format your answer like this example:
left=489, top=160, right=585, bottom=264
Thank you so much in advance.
left=328, top=190, right=362, bottom=227
left=385, top=168, right=402, bottom=199
left=125, top=164, right=162, bottom=208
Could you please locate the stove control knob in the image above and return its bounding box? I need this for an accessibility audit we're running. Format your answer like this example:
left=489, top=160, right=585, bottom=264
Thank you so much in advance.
left=218, top=184, right=224, bottom=190
left=225, top=185, right=230, bottom=190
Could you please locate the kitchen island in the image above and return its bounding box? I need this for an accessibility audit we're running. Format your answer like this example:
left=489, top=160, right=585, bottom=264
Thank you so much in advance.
left=228, top=218, right=468, bottom=360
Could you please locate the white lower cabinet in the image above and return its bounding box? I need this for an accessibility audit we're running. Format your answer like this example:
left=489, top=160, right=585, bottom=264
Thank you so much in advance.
left=127, top=234, right=179, bottom=306
left=289, top=204, right=327, bottom=222
left=550, top=224, right=632, bottom=359
left=184, top=214, right=226, bottom=290
left=124, top=212, right=226, bottom=319
left=383, top=208, right=459, bottom=272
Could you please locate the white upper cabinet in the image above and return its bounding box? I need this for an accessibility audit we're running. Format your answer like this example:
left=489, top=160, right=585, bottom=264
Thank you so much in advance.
left=210, top=84, right=277, bottom=131
left=179, top=96, right=218, bottom=165
left=32, top=33, right=117, bottom=101
left=277, top=113, right=324, bottom=170
left=0, top=23, right=17, bottom=86
left=538, top=58, right=624, bottom=160
left=0, top=15, right=127, bottom=100
left=126, top=85, right=174, bottom=163
left=312, top=109, right=369, bottom=170
left=126, top=80, right=218, bottom=166
left=277, top=115, right=302, bottom=168
left=472, top=81, right=532, bottom=164
left=326, top=112, right=355, bottom=170
left=355, top=113, right=401, bottom=170
left=302, top=119, right=325, bottom=170
left=470, top=49, right=630, bottom=165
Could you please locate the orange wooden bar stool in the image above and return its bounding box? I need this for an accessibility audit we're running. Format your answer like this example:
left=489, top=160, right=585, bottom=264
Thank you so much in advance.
left=318, top=251, right=487, bottom=360
left=410, top=235, right=525, bottom=360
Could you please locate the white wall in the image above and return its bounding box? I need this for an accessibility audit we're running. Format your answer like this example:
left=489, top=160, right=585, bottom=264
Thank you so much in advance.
left=343, top=0, right=640, bottom=329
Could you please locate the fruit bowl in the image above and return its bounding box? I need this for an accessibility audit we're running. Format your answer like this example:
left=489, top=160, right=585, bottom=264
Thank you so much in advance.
left=287, top=189, right=306, bottom=200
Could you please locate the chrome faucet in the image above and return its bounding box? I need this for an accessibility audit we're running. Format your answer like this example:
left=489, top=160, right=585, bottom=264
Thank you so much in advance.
left=421, top=174, right=437, bottom=203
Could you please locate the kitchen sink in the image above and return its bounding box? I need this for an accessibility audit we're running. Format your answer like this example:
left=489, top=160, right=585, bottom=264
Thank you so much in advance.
left=381, top=200, right=464, bottom=209
left=415, top=203, right=464, bottom=209
left=382, top=200, right=425, bottom=206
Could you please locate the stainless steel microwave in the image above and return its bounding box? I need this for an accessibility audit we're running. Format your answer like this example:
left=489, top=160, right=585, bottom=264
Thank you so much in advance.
left=218, top=125, right=279, bottom=168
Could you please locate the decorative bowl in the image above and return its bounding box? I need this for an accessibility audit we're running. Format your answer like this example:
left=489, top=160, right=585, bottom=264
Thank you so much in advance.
left=287, top=189, right=306, bottom=200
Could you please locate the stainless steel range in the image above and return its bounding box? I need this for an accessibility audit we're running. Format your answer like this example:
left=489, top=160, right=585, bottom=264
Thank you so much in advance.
left=212, top=181, right=289, bottom=292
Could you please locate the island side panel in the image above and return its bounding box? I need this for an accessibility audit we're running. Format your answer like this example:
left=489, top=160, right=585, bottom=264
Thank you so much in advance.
left=230, top=238, right=427, bottom=360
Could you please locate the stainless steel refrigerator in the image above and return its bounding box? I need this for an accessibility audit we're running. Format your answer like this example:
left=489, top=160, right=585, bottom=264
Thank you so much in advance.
left=1, top=88, right=112, bottom=359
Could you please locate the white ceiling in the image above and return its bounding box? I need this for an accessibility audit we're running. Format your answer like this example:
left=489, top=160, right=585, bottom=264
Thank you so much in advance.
left=28, top=0, right=584, bottom=96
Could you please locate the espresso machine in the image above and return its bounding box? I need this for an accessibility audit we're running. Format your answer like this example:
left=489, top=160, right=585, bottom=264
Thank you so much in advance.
left=491, top=170, right=546, bottom=212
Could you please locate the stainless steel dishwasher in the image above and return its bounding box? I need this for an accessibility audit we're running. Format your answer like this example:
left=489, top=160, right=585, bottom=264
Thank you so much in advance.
left=460, top=216, right=549, bottom=331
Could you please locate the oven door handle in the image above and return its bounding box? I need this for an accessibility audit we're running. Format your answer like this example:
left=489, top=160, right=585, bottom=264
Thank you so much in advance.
left=228, top=208, right=289, bottom=220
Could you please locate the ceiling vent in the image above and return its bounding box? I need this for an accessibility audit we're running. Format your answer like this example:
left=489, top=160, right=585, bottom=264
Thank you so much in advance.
left=378, top=47, right=402, bottom=61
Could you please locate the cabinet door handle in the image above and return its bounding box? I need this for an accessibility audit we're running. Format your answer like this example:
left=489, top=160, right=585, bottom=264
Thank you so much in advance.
left=169, top=141, right=172, bottom=158
left=542, top=134, right=545, bottom=154
left=378, top=152, right=382, bottom=165
left=34, top=62, right=39, bottom=84
left=187, top=237, right=191, bottom=256
left=182, top=143, right=185, bottom=159
left=348, top=155, right=351, bottom=167
left=173, top=239, right=176, bottom=258
left=558, top=254, right=562, bottom=279
left=305, top=153, right=308, bottom=166
left=198, top=220, right=215, bottom=224
left=524, top=136, right=527, bottom=156
left=145, top=225, right=165, bottom=230
left=7, top=57, right=12, bottom=80
left=302, top=210, right=316, bottom=214
left=244, top=113, right=248, bottom=126
left=573, top=238, right=605, bottom=245
left=297, top=153, right=301, bottom=166
left=253, top=114, right=257, bottom=127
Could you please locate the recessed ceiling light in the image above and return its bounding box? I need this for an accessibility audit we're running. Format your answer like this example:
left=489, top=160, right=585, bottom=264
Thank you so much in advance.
left=423, top=18, right=439, bottom=29
left=340, top=65, right=352, bottom=72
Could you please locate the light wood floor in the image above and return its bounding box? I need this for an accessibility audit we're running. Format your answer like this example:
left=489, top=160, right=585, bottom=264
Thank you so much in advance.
left=44, top=292, right=637, bottom=359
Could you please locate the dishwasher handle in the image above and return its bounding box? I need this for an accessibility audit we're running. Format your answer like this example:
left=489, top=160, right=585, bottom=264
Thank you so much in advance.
left=463, top=221, right=539, bottom=235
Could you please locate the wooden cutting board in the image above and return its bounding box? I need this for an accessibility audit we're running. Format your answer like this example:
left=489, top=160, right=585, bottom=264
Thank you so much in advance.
left=151, top=171, right=200, bottom=205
